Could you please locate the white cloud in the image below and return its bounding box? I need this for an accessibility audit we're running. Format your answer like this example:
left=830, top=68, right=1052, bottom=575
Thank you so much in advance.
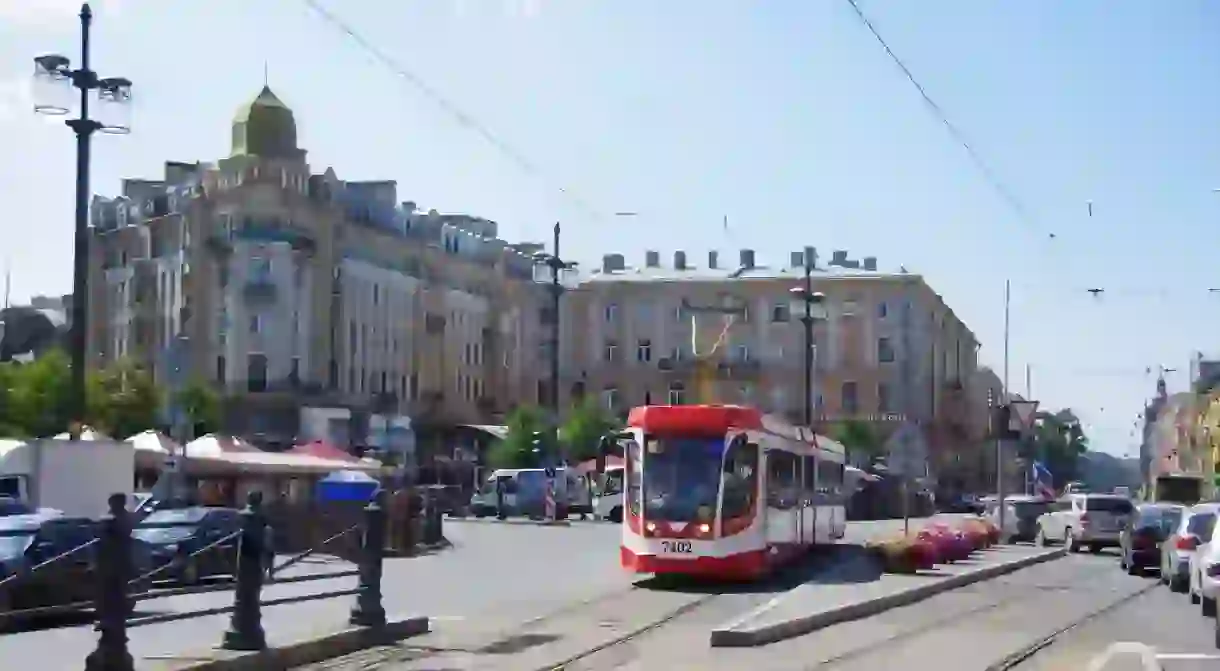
left=0, top=0, right=123, bottom=26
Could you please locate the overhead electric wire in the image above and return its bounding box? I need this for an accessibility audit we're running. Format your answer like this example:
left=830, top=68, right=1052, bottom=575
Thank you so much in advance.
left=843, top=0, right=1036, bottom=231
left=297, top=0, right=606, bottom=222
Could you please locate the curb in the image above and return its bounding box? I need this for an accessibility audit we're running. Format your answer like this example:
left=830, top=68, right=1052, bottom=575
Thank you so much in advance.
left=168, top=615, right=430, bottom=670
left=708, top=546, right=1068, bottom=647
left=445, top=517, right=575, bottom=527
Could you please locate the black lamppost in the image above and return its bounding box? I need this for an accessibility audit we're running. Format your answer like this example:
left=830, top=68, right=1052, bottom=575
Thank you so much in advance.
left=31, top=3, right=132, bottom=440
left=788, top=247, right=826, bottom=428
left=532, top=223, right=576, bottom=463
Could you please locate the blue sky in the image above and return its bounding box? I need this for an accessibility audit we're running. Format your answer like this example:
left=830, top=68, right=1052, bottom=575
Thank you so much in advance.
left=3, top=0, right=1218, bottom=456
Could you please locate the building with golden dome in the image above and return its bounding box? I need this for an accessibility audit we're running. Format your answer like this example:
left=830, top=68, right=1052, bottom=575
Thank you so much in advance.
left=85, top=86, right=554, bottom=463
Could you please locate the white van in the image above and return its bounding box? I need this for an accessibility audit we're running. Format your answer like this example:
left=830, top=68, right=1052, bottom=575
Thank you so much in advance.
left=470, top=468, right=580, bottom=518
left=593, top=465, right=625, bottom=522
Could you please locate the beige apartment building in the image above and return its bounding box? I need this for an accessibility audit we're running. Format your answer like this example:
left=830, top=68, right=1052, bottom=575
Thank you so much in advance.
left=560, top=248, right=984, bottom=482
left=85, top=86, right=550, bottom=458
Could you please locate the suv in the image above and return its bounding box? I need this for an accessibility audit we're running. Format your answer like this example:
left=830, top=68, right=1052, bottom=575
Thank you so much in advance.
left=1036, top=493, right=1134, bottom=553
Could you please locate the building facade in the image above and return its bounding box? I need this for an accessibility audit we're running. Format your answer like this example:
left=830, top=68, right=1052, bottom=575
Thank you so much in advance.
left=559, top=247, right=981, bottom=479
left=85, top=86, right=550, bottom=457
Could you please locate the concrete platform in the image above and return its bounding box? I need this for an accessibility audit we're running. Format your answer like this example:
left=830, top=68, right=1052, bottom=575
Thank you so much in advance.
left=709, top=544, right=1067, bottom=647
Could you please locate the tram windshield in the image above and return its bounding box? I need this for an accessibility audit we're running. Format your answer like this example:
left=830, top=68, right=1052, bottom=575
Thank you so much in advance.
left=638, top=436, right=724, bottom=522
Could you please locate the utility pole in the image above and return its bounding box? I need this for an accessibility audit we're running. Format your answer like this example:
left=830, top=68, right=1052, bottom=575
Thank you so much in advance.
left=30, top=3, right=132, bottom=441
left=533, top=223, right=574, bottom=464
left=998, top=280, right=1011, bottom=536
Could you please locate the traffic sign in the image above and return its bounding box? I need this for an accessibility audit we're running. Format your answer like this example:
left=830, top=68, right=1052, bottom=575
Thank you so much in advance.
left=163, top=454, right=180, bottom=473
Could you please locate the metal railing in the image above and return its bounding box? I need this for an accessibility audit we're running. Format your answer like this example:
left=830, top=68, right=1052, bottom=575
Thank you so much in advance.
left=0, top=490, right=398, bottom=666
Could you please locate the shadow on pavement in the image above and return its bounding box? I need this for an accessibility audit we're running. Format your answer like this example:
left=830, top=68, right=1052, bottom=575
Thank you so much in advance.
left=635, top=544, right=882, bottom=595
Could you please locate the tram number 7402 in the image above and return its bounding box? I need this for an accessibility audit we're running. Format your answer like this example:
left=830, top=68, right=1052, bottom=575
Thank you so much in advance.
left=660, top=540, right=693, bottom=554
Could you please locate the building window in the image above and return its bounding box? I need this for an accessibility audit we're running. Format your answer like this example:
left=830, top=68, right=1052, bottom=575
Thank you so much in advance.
left=604, top=303, right=617, bottom=322
left=878, top=337, right=895, bottom=363
left=878, top=383, right=892, bottom=413
left=216, top=356, right=226, bottom=384
left=636, top=339, right=652, bottom=363
left=771, top=303, right=790, bottom=322
left=603, top=387, right=618, bottom=412
left=604, top=341, right=618, bottom=362
left=250, top=256, right=271, bottom=280
left=841, top=381, right=859, bottom=416
left=670, top=346, right=683, bottom=362
left=877, top=301, right=888, bottom=319
left=247, top=354, right=268, bottom=392
left=290, top=357, right=301, bottom=383
left=674, top=304, right=684, bottom=321
left=668, top=382, right=686, bottom=405
left=734, top=345, right=749, bottom=362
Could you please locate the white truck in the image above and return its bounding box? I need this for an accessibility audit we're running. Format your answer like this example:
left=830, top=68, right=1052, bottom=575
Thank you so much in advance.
left=0, top=438, right=134, bottom=517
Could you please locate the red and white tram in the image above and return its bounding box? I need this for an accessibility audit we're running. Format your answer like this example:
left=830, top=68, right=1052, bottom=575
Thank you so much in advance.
left=614, top=404, right=847, bottom=580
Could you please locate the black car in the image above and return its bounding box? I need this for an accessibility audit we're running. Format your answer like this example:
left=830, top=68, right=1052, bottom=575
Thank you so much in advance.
left=132, top=507, right=243, bottom=585
left=1119, top=503, right=1183, bottom=575
left=0, top=513, right=100, bottom=615
left=0, top=498, right=33, bottom=517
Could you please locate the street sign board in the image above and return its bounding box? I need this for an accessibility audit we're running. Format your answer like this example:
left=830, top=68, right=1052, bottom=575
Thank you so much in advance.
left=1008, top=399, right=1040, bottom=432
left=884, top=421, right=928, bottom=478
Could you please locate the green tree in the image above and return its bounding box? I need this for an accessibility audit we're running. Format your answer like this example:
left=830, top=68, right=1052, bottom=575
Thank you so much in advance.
left=1026, top=408, right=1089, bottom=484
left=487, top=405, right=547, bottom=469
left=2, top=350, right=72, bottom=438
left=87, top=357, right=161, bottom=439
left=829, top=419, right=879, bottom=462
left=171, top=378, right=221, bottom=438
left=560, top=398, right=617, bottom=463
left=0, top=362, right=19, bottom=436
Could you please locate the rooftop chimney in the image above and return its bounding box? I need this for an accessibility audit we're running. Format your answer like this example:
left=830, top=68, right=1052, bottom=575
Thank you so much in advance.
left=862, top=256, right=878, bottom=271
left=790, top=251, right=804, bottom=269
left=645, top=250, right=660, bottom=268
left=673, top=250, right=687, bottom=270
left=602, top=253, right=625, bottom=273
left=708, top=250, right=719, bottom=269
left=804, top=246, right=817, bottom=270
left=830, top=250, right=848, bottom=266
left=739, top=249, right=755, bottom=269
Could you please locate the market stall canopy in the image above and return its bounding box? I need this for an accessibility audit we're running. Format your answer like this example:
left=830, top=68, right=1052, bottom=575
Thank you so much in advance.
left=50, top=426, right=110, bottom=441
left=183, top=434, right=261, bottom=457
left=179, top=449, right=382, bottom=476
left=291, top=440, right=358, bottom=462
left=315, top=469, right=379, bottom=502
left=125, top=430, right=181, bottom=468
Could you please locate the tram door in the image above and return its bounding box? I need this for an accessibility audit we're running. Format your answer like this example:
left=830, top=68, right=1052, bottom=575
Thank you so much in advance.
left=801, top=455, right=817, bottom=545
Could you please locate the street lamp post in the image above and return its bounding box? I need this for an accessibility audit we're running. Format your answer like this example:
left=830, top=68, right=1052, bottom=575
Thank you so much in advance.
left=532, top=223, right=577, bottom=466
left=788, top=247, right=826, bottom=429
left=31, top=3, right=132, bottom=441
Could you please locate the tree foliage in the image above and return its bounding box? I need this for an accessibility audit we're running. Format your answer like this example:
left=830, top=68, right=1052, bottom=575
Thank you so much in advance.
left=0, top=351, right=164, bottom=439
left=171, top=378, right=222, bottom=439
left=828, top=419, right=880, bottom=459
left=1021, top=408, right=1089, bottom=485
left=487, top=405, right=548, bottom=470
left=560, top=398, right=617, bottom=463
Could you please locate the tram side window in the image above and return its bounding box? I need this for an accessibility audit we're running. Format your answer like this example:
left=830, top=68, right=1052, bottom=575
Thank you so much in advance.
left=626, top=439, right=643, bottom=516
left=767, top=451, right=800, bottom=510
left=817, top=458, right=844, bottom=498
left=722, top=440, right=759, bottom=519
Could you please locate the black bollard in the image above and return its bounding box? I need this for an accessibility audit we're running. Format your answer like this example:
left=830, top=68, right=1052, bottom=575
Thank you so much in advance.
left=221, top=491, right=267, bottom=651
left=350, top=489, right=387, bottom=628
left=85, top=493, right=135, bottom=671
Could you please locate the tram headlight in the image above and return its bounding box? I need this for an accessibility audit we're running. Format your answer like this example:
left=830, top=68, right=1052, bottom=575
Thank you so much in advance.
left=698, top=523, right=711, bottom=534
left=645, top=522, right=657, bottom=534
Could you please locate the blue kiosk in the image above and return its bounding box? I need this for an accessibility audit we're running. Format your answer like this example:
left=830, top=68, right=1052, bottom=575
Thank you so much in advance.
left=315, top=469, right=380, bottom=503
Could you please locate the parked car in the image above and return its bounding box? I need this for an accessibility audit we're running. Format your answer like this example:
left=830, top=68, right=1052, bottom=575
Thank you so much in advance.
left=0, top=512, right=119, bottom=616
left=0, top=497, right=33, bottom=517
left=132, top=507, right=243, bottom=585
left=1161, top=504, right=1217, bottom=593
left=1119, top=503, right=1182, bottom=575
left=984, top=495, right=1050, bottom=543
left=1036, top=493, right=1134, bottom=552
left=1183, top=503, right=1220, bottom=616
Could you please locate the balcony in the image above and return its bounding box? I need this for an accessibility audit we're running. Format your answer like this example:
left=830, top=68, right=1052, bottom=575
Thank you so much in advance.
left=243, top=279, right=278, bottom=304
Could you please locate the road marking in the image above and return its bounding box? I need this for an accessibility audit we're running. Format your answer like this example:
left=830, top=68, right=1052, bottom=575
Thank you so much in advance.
left=1156, top=653, right=1220, bottom=660
left=716, top=594, right=786, bottom=631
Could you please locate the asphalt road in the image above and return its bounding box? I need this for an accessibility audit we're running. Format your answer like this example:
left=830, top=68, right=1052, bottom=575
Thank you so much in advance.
left=481, top=547, right=1145, bottom=671
left=0, top=520, right=634, bottom=668
left=297, top=516, right=943, bottom=670
left=1010, top=565, right=1220, bottom=670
